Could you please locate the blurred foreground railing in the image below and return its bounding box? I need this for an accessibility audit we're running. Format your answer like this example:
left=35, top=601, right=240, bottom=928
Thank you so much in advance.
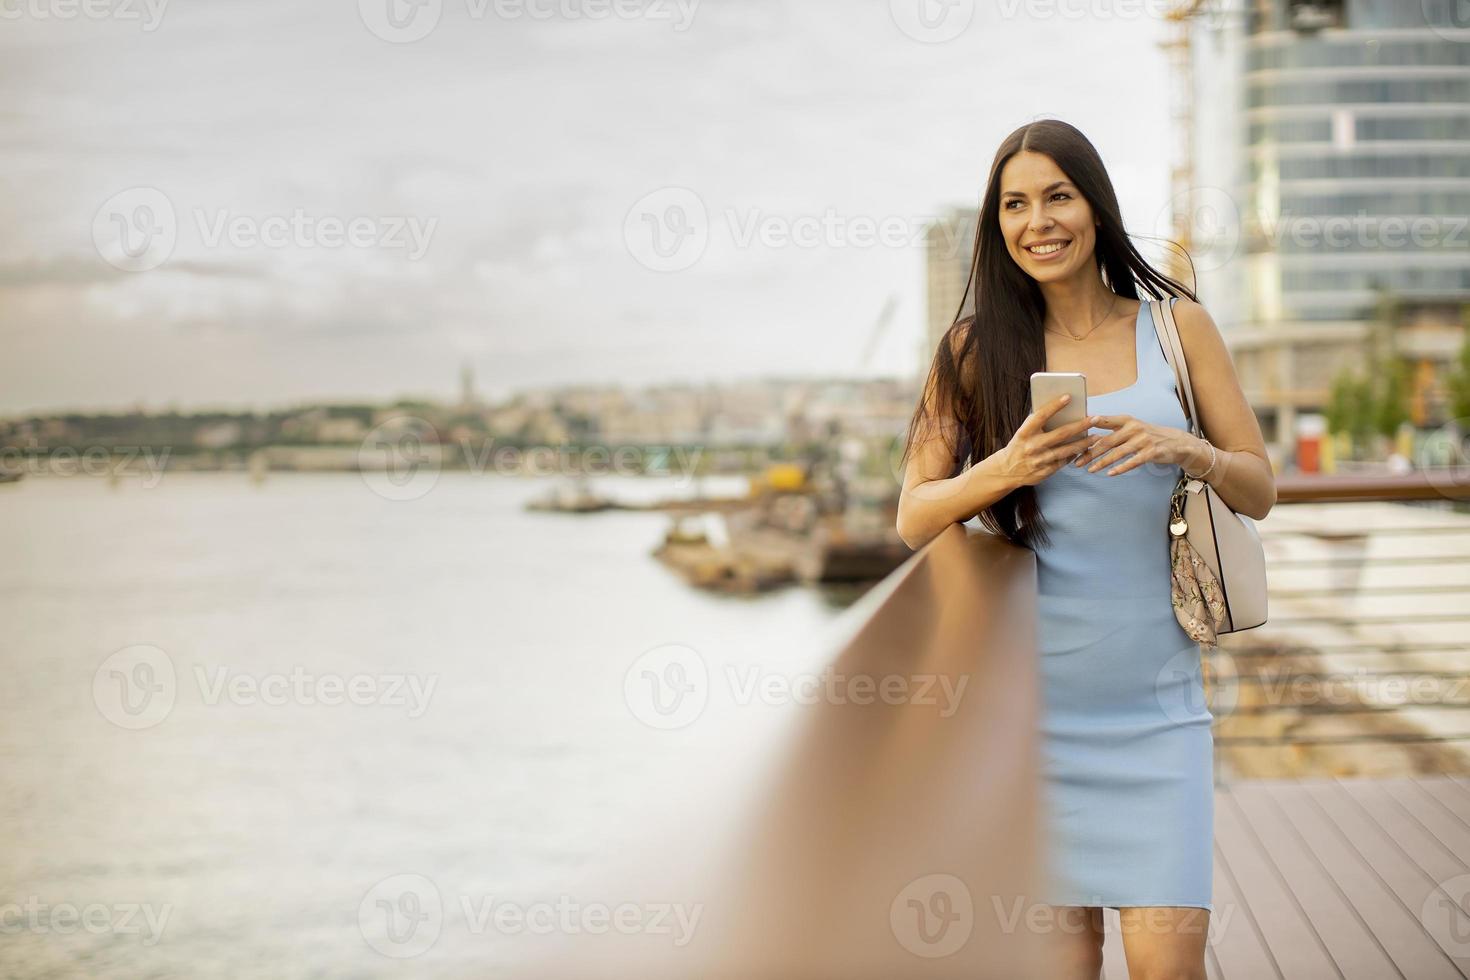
left=531, top=524, right=1058, bottom=979
left=692, top=523, right=1051, bottom=977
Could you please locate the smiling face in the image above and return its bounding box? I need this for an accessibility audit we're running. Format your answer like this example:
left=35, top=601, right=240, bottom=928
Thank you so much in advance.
left=997, top=150, right=1099, bottom=283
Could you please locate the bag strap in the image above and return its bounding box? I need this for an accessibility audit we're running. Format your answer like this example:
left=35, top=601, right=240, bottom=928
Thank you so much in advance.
left=1151, top=297, right=1202, bottom=438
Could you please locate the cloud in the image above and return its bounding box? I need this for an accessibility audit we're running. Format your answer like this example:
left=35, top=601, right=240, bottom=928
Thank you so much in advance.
left=0, top=0, right=1171, bottom=414
left=0, top=254, right=261, bottom=288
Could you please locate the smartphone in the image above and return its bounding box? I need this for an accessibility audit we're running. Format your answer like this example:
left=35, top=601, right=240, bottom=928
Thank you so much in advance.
left=1030, top=372, right=1087, bottom=432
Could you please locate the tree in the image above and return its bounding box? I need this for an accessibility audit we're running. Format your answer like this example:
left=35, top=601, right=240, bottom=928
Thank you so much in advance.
left=1325, top=368, right=1375, bottom=457
left=1324, top=370, right=1356, bottom=438
left=1374, top=358, right=1410, bottom=438
left=1447, top=319, right=1470, bottom=423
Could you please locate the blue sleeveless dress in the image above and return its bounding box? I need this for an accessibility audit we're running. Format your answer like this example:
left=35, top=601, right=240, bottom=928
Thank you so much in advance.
left=1031, top=295, right=1214, bottom=912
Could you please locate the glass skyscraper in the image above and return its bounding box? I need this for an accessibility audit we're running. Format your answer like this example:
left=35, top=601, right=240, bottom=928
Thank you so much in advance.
left=1192, top=0, right=1469, bottom=443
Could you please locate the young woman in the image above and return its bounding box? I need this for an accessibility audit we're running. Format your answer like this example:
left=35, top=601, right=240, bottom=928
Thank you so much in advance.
left=896, top=119, right=1275, bottom=979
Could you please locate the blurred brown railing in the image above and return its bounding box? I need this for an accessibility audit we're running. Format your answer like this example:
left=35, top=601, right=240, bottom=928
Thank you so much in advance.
left=693, top=523, right=1052, bottom=978
left=1274, top=469, right=1470, bottom=503
left=532, top=523, right=1056, bottom=979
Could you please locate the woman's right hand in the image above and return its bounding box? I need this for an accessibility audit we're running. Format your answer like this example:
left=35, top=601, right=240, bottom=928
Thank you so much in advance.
left=997, top=395, right=1099, bottom=488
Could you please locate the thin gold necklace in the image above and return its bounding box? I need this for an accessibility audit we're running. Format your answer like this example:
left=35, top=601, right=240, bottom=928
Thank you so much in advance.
left=1043, top=294, right=1117, bottom=342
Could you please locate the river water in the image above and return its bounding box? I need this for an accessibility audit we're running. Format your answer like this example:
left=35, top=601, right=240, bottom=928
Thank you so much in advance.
left=0, top=472, right=856, bottom=978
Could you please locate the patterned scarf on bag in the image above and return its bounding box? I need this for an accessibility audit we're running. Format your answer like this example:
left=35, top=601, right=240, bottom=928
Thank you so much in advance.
left=1168, top=477, right=1229, bottom=648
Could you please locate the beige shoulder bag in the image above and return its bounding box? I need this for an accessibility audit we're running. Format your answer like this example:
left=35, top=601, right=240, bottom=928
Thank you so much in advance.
left=1150, top=297, right=1269, bottom=645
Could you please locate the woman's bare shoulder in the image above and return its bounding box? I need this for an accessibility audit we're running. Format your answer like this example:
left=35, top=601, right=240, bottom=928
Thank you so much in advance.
left=1170, top=297, right=1224, bottom=344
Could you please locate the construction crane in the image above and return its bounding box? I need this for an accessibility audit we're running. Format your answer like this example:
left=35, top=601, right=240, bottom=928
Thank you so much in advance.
left=857, top=292, right=899, bottom=373
left=1157, top=0, right=1208, bottom=287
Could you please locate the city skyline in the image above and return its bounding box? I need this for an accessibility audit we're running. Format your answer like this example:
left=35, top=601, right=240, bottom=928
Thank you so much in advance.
left=2, top=0, right=1176, bottom=416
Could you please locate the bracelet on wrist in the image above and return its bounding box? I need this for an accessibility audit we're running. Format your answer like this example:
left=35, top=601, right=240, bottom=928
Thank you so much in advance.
left=1184, top=438, right=1217, bottom=480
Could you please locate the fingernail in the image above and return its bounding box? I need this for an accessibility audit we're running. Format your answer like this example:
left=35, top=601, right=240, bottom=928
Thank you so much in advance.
left=1060, top=394, right=1070, bottom=403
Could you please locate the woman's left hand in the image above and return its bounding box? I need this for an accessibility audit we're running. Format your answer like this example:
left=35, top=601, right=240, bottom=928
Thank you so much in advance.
left=1072, top=414, right=1197, bottom=477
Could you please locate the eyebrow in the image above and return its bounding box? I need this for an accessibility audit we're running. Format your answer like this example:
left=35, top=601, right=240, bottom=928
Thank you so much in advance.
left=1001, top=180, right=1072, bottom=199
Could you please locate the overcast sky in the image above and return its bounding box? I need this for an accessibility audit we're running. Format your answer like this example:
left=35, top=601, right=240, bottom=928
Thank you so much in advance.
left=1, top=0, right=1178, bottom=415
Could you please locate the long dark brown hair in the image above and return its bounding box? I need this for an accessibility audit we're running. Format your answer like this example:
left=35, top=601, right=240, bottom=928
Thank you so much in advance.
left=900, top=118, right=1199, bottom=550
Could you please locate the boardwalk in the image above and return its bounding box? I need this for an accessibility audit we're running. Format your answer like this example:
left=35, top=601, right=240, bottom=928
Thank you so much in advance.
left=1095, top=775, right=1470, bottom=980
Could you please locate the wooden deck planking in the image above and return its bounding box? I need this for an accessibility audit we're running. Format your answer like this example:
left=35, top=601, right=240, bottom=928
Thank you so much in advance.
left=1208, top=835, right=1283, bottom=979
left=1100, top=913, right=1129, bottom=980
left=1273, top=778, right=1461, bottom=979
left=1447, top=773, right=1470, bottom=801
left=1304, top=779, right=1470, bottom=977
left=1229, top=780, right=1401, bottom=979
left=1422, top=775, right=1470, bottom=821
left=1204, top=942, right=1225, bottom=980
left=1386, top=778, right=1470, bottom=867
left=1335, top=779, right=1470, bottom=889
left=1086, top=776, right=1470, bottom=979
left=1214, top=783, right=1344, bottom=978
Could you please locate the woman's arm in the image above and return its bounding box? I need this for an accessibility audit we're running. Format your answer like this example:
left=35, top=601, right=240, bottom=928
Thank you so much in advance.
left=897, top=433, right=1023, bottom=551
left=895, top=326, right=1016, bottom=549
left=1169, top=298, right=1277, bottom=521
